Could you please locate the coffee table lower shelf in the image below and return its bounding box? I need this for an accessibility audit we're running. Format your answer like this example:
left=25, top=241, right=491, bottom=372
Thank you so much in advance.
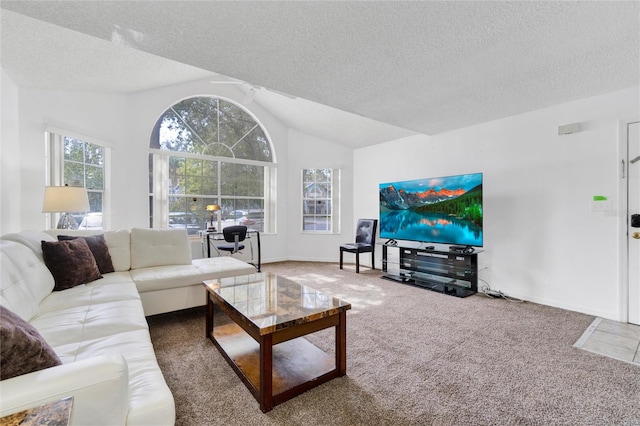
left=210, top=323, right=339, bottom=411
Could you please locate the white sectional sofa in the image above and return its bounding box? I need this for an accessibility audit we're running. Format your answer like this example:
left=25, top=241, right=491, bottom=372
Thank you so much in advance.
left=0, top=227, right=255, bottom=425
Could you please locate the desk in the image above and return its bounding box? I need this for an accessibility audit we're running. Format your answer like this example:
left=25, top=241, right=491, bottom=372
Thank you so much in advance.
left=201, top=230, right=261, bottom=272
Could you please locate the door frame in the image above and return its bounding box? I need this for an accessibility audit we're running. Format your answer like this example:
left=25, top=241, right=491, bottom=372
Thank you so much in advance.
left=618, top=116, right=640, bottom=323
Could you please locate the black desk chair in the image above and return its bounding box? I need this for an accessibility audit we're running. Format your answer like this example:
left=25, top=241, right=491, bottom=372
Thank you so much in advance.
left=217, top=225, right=247, bottom=254
left=340, top=219, right=378, bottom=273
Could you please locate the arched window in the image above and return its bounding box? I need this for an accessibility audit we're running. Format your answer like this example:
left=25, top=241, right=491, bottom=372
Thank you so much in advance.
left=149, top=96, right=276, bottom=234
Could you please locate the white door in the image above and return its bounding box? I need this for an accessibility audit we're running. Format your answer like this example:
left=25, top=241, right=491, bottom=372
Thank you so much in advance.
left=628, top=121, right=640, bottom=325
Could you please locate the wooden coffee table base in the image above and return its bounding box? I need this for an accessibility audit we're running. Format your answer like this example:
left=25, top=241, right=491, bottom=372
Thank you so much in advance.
left=206, top=301, right=347, bottom=412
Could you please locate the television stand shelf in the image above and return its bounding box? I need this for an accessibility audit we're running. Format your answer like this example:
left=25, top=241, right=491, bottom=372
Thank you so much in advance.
left=380, top=243, right=482, bottom=298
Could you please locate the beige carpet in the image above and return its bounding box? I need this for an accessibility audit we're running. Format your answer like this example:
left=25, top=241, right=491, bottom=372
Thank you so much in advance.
left=147, top=261, right=640, bottom=425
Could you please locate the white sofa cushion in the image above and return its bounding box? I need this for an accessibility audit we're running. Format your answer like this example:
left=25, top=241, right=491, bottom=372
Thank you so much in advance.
left=1, top=230, right=56, bottom=262
left=130, top=228, right=191, bottom=269
left=37, top=273, right=140, bottom=314
left=103, top=230, right=132, bottom=271
left=31, top=299, right=149, bottom=348
left=52, top=329, right=174, bottom=426
left=131, top=256, right=256, bottom=293
left=53, top=329, right=154, bottom=363
left=0, top=241, right=55, bottom=321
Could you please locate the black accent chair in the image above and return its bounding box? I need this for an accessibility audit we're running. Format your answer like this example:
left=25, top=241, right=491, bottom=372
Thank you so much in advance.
left=340, top=219, right=378, bottom=273
left=217, top=225, right=247, bottom=254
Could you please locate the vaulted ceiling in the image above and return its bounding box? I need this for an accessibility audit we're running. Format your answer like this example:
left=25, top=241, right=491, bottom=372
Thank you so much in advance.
left=1, top=1, right=638, bottom=148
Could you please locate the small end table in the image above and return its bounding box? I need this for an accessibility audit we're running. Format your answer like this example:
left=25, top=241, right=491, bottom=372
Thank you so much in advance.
left=0, top=396, right=73, bottom=426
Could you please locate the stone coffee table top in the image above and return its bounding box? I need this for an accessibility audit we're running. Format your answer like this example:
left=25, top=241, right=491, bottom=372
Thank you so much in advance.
left=203, top=272, right=351, bottom=335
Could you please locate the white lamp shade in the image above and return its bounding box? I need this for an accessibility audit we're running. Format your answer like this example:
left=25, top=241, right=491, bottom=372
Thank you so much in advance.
left=42, top=186, right=90, bottom=212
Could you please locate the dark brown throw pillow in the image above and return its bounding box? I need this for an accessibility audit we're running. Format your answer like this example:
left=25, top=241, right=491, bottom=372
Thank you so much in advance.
left=57, top=234, right=115, bottom=274
left=0, top=305, right=62, bottom=380
left=42, top=238, right=103, bottom=291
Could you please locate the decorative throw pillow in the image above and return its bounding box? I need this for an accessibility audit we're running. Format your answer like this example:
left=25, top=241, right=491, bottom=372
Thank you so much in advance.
left=41, top=238, right=103, bottom=291
left=57, top=234, right=115, bottom=274
left=0, top=305, right=62, bottom=380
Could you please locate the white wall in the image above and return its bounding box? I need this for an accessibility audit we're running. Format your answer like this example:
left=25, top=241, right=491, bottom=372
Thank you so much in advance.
left=21, top=89, right=127, bottom=230
left=286, top=129, right=354, bottom=262
left=1, top=67, right=21, bottom=234
left=1, top=81, right=127, bottom=233
left=355, top=87, right=640, bottom=320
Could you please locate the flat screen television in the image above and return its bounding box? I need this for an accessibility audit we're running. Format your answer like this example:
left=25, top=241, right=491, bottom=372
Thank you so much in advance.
left=379, top=172, right=483, bottom=247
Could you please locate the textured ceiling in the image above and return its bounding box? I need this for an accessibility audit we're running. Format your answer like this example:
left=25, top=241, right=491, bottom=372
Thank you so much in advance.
left=0, top=9, right=215, bottom=93
left=0, top=7, right=415, bottom=148
left=1, top=1, right=638, bottom=147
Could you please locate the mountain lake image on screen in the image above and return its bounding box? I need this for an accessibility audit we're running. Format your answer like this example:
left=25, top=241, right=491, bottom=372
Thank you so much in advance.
left=379, top=172, right=483, bottom=247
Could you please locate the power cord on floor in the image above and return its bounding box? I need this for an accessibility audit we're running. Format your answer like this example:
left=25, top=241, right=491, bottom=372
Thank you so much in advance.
left=479, top=279, right=523, bottom=302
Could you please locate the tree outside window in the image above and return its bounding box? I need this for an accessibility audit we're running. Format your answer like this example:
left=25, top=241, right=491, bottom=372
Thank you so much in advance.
left=149, top=96, right=275, bottom=234
left=64, top=137, right=104, bottom=213
left=302, top=168, right=337, bottom=232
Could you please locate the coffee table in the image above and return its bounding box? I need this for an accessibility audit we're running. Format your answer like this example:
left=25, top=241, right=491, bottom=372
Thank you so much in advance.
left=203, top=272, right=351, bottom=412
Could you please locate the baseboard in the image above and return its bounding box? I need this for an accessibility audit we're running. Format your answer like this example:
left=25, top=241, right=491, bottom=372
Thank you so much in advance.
left=500, top=291, right=619, bottom=320
left=287, top=256, right=374, bottom=267
left=260, top=257, right=288, bottom=264
left=286, top=256, right=335, bottom=263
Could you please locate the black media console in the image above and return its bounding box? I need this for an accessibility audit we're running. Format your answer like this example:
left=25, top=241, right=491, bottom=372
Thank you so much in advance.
left=381, top=243, right=482, bottom=298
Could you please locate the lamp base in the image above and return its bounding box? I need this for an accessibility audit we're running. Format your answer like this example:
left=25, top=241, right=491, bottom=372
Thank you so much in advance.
left=57, top=213, right=79, bottom=230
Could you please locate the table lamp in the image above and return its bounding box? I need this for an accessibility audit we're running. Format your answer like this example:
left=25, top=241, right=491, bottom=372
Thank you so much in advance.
left=205, top=204, right=220, bottom=231
left=42, top=185, right=90, bottom=229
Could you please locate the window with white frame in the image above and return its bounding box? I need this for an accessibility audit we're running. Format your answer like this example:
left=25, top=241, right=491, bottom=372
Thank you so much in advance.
left=47, top=129, right=109, bottom=230
left=149, top=96, right=276, bottom=235
left=302, top=168, right=340, bottom=232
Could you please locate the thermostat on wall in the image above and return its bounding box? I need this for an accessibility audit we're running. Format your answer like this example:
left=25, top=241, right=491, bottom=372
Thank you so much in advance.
left=591, top=195, right=611, bottom=212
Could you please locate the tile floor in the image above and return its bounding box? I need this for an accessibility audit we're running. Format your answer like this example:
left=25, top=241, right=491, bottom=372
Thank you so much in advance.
left=574, top=317, right=640, bottom=365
